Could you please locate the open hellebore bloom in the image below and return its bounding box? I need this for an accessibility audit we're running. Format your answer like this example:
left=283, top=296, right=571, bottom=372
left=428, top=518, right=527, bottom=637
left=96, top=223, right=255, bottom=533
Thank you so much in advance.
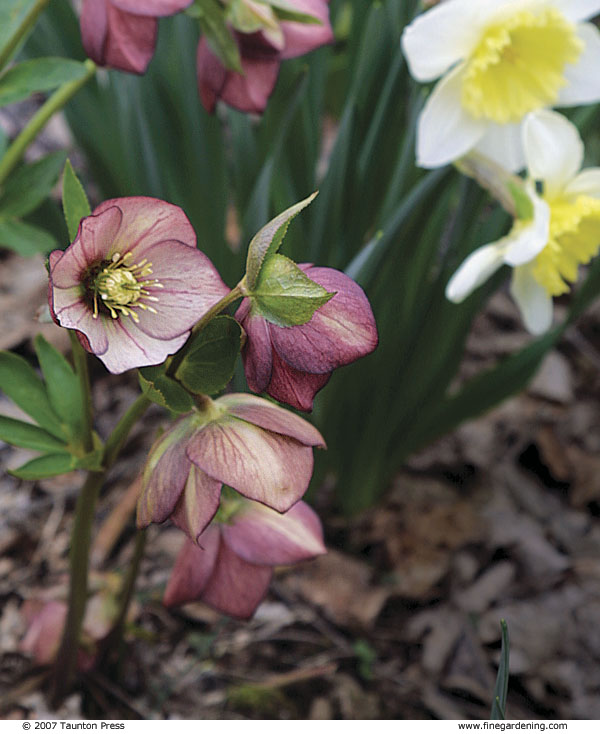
left=48, top=197, right=230, bottom=374
left=137, top=393, right=326, bottom=543
left=164, top=497, right=325, bottom=619
left=197, top=0, right=333, bottom=113
left=402, top=0, right=600, bottom=169
left=80, top=0, right=192, bottom=74
left=236, top=264, right=378, bottom=411
left=447, top=110, right=600, bottom=334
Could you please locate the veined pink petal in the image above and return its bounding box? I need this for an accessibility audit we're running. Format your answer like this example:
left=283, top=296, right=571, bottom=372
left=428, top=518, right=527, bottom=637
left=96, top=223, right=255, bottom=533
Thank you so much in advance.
left=186, top=417, right=314, bottom=512
left=104, top=3, right=157, bottom=74
left=217, top=393, right=326, bottom=447
left=267, top=349, right=330, bottom=412
left=200, top=537, right=272, bottom=619
left=196, top=37, right=228, bottom=114
left=48, top=250, right=63, bottom=270
left=279, top=0, right=333, bottom=60
left=51, top=288, right=109, bottom=356
left=80, top=0, right=109, bottom=66
left=236, top=302, right=273, bottom=392
left=137, top=419, right=195, bottom=528
left=170, top=465, right=222, bottom=543
left=163, top=527, right=221, bottom=607
left=270, top=265, right=378, bottom=373
left=111, top=0, right=192, bottom=16
left=50, top=207, right=123, bottom=288
left=223, top=500, right=325, bottom=566
left=20, top=601, right=67, bottom=666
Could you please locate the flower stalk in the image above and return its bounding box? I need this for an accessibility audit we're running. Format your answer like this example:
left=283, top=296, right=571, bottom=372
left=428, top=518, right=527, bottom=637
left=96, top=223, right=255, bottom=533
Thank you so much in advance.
left=0, top=0, right=51, bottom=73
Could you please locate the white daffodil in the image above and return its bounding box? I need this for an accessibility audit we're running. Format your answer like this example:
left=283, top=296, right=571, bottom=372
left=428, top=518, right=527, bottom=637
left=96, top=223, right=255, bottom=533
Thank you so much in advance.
left=401, top=0, right=600, bottom=169
left=446, top=109, right=600, bottom=334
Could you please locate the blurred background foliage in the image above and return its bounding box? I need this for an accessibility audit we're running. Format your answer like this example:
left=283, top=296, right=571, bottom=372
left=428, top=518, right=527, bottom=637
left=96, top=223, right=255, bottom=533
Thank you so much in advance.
left=8, top=0, right=600, bottom=512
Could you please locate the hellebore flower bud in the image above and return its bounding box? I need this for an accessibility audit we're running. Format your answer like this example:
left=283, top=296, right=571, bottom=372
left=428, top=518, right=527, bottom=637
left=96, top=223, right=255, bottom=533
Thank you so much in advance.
left=164, top=496, right=326, bottom=619
left=137, top=393, right=326, bottom=543
left=48, top=196, right=230, bottom=374
left=236, top=264, right=378, bottom=411
left=80, top=0, right=193, bottom=74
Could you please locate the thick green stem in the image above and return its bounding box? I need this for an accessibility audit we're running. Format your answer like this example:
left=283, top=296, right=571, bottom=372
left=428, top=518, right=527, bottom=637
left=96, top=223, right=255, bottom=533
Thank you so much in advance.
left=0, top=59, right=96, bottom=187
left=0, top=0, right=50, bottom=73
left=69, top=331, right=94, bottom=454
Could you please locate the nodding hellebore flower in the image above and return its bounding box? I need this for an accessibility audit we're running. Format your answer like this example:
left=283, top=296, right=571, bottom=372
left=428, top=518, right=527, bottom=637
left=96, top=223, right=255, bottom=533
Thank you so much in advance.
left=197, top=0, right=333, bottom=114
left=48, top=197, right=230, bottom=374
left=446, top=109, right=600, bottom=334
left=80, top=0, right=192, bottom=74
left=402, top=0, right=600, bottom=170
left=236, top=265, right=378, bottom=412
left=137, top=393, right=326, bottom=543
left=164, top=496, right=326, bottom=619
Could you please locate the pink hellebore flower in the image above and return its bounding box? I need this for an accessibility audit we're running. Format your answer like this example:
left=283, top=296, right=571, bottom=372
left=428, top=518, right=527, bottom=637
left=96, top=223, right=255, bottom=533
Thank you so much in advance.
left=236, top=264, right=378, bottom=411
left=164, top=498, right=325, bottom=618
left=48, top=197, right=230, bottom=374
left=197, top=0, right=333, bottom=113
left=137, top=393, right=325, bottom=543
left=80, top=0, right=192, bottom=74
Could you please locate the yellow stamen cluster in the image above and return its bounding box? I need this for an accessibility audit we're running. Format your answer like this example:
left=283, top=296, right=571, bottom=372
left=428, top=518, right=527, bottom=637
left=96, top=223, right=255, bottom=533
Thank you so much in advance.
left=532, top=195, right=600, bottom=296
left=93, top=252, right=163, bottom=322
left=461, top=9, right=582, bottom=124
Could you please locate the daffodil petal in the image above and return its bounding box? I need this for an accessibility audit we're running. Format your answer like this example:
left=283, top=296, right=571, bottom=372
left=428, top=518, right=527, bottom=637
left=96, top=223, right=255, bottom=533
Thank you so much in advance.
left=503, top=193, right=550, bottom=266
left=558, top=22, right=600, bottom=105
left=473, top=121, right=526, bottom=173
left=445, top=243, right=506, bottom=303
left=523, top=110, right=583, bottom=193
left=417, top=64, right=486, bottom=169
left=563, top=168, right=600, bottom=198
left=510, top=266, right=554, bottom=334
left=554, top=0, right=600, bottom=22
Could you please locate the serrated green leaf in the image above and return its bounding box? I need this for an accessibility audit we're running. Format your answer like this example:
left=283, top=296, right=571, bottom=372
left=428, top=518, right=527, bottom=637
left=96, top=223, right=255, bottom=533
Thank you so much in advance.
left=0, top=415, right=68, bottom=452
left=9, top=451, right=76, bottom=480
left=246, top=192, right=317, bottom=288
left=62, top=159, right=90, bottom=242
left=0, top=57, right=88, bottom=107
left=34, top=334, right=86, bottom=442
left=250, top=253, right=334, bottom=326
left=491, top=620, right=510, bottom=719
left=0, top=151, right=66, bottom=218
left=0, top=217, right=57, bottom=255
left=194, top=0, right=243, bottom=73
left=175, top=315, right=242, bottom=395
left=0, top=351, right=65, bottom=439
left=139, top=366, right=194, bottom=413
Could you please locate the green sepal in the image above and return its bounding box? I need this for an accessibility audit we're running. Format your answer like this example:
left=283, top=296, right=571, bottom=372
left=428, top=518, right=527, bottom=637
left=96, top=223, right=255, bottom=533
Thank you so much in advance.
left=226, top=0, right=279, bottom=34
left=9, top=452, right=78, bottom=480
left=34, top=334, right=86, bottom=444
left=139, top=366, right=194, bottom=413
left=0, top=217, right=57, bottom=255
left=262, top=0, right=322, bottom=24
left=62, top=159, right=91, bottom=242
left=507, top=181, right=534, bottom=221
left=249, top=253, right=334, bottom=327
left=0, top=350, right=66, bottom=440
left=0, top=151, right=66, bottom=218
left=189, top=0, right=243, bottom=73
left=245, top=192, right=317, bottom=289
left=175, top=315, right=242, bottom=396
left=0, top=415, right=68, bottom=453
left=0, top=58, right=89, bottom=108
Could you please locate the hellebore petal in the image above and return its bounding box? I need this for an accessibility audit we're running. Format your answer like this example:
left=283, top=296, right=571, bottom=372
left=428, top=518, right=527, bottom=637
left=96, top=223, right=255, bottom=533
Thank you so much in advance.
left=222, top=500, right=326, bottom=566
left=103, top=3, right=157, bottom=74
left=266, top=350, right=331, bottom=412
left=111, top=0, right=192, bottom=15
left=80, top=0, right=109, bottom=66
left=170, top=465, right=222, bottom=543
left=236, top=301, right=273, bottom=392
left=163, top=526, right=221, bottom=607
left=279, top=0, right=334, bottom=59
left=20, top=600, right=67, bottom=666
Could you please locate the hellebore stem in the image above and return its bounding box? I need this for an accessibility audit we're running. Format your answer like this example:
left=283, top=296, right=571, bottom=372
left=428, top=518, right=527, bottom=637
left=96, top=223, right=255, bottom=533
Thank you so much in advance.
left=51, top=393, right=151, bottom=706
left=0, top=59, right=96, bottom=187
left=69, top=331, right=94, bottom=454
left=0, top=0, right=51, bottom=73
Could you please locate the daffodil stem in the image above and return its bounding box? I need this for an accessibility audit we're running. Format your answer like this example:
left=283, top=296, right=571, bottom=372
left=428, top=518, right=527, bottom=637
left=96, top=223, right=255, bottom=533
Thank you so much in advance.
left=51, top=393, right=151, bottom=706
left=0, top=58, right=96, bottom=187
left=0, top=0, right=50, bottom=73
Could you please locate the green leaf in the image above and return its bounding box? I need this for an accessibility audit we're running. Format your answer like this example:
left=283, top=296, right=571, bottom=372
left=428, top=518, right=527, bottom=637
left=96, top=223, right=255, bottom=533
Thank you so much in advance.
left=62, top=159, right=90, bottom=242
left=0, top=57, right=89, bottom=107
left=263, top=0, right=322, bottom=24
left=138, top=366, right=194, bottom=413
left=245, top=192, right=318, bottom=289
left=0, top=0, right=39, bottom=69
left=175, top=315, right=242, bottom=395
left=0, top=351, right=65, bottom=439
left=226, top=0, right=279, bottom=34
left=192, top=0, right=243, bottom=73
left=0, top=151, right=66, bottom=218
left=0, top=217, right=57, bottom=255
left=491, top=620, right=510, bottom=719
left=507, top=180, right=534, bottom=221
left=9, top=452, right=78, bottom=480
left=34, top=335, right=86, bottom=442
left=0, top=415, right=68, bottom=452
left=0, top=125, right=7, bottom=159
left=250, top=253, right=334, bottom=326
left=74, top=447, right=104, bottom=472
